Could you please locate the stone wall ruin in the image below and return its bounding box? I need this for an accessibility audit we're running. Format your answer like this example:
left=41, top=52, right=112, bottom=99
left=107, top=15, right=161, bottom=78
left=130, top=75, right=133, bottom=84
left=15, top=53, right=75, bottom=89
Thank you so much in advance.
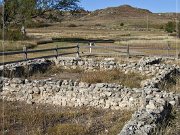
left=0, top=56, right=179, bottom=135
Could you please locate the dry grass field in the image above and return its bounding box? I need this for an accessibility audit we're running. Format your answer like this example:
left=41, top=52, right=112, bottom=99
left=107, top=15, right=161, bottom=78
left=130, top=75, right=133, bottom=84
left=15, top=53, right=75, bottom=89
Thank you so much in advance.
left=160, top=73, right=180, bottom=135
left=164, top=108, right=180, bottom=135
left=1, top=28, right=180, bottom=64
left=30, top=67, right=148, bottom=88
left=1, top=22, right=179, bottom=64
left=159, top=73, right=180, bottom=93
left=0, top=100, right=133, bottom=135
left=0, top=41, right=36, bottom=52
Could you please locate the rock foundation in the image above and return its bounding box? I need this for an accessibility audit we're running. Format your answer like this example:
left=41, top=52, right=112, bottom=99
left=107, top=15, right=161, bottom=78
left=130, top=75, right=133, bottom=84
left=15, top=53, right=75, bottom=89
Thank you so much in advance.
left=0, top=56, right=179, bottom=135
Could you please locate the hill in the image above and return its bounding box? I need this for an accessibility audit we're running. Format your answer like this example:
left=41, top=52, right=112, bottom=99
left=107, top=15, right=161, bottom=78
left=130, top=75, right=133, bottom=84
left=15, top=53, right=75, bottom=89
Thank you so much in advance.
left=61, top=5, right=179, bottom=30
left=80, top=5, right=152, bottom=20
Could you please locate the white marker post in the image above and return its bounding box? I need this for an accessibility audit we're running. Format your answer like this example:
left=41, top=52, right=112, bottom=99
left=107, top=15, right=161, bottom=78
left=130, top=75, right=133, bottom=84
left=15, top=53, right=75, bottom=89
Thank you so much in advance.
left=89, top=42, right=92, bottom=54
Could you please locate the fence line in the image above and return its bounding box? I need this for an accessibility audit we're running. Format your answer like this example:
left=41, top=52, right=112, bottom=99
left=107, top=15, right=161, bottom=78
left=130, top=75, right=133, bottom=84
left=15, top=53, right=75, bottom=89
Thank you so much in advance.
left=81, top=43, right=179, bottom=58
left=0, top=42, right=178, bottom=65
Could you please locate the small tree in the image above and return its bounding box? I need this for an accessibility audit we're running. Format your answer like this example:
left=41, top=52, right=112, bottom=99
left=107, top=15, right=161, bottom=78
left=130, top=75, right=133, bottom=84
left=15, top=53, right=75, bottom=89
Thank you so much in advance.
left=1, top=0, right=36, bottom=39
left=165, top=21, right=176, bottom=33
left=0, top=0, right=82, bottom=40
left=35, top=0, right=81, bottom=16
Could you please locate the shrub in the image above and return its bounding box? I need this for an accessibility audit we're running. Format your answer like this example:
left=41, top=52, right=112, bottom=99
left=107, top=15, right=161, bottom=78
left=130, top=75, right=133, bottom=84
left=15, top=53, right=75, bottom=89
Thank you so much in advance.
left=165, top=21, right=176, bottom=33
left=67, top=24, right=78, bottom=27
left=0, top=29, right=26, bottom=41
left=159, top=25, right=164, bottom=30
left=95, top=23, right=102, bottom=26
left=27, top=22, right=51, bottom=28
left=158, top=73, right=180, bottom=93
left=48, top=13, right=59, bottom=21
left=120, top=23, right=124, bottom=26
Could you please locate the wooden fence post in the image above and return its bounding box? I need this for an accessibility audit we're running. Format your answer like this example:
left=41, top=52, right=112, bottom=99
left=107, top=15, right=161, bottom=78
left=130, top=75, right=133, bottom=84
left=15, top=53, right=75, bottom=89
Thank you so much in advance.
left=76, top=43, right=80, bottom=58
left=167, top=41, right=170, bottom=57
left=55, top=44, right=58, bottom=58
left=23, top=46, right=27, bottom=61
left=177, top=52, right=180, bottom=59
left=127, top=44, right=130, bottom=58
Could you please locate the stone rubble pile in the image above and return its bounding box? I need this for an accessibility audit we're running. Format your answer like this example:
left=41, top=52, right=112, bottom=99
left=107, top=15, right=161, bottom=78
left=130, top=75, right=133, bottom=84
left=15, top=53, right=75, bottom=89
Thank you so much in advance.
left=141, top=65, right=179, bottom=88
left=1, top=78, right=141, bottom=110
left=138, top=57, right=162, bottom=66
left=0, top=56, right=178, bottom=78
left=119, top=88, right=179, bottom=135
left=119, top=58, right=180, bottom=135
left=0, top=59, right=52, bottom=77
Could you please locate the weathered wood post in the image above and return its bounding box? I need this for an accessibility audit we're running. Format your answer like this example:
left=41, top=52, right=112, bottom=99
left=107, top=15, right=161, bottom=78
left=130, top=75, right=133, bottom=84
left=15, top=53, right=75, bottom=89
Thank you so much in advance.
left=55, top=44, right=58, bottom=58
left=177, top=52, right=180, bottom=59
left=127, top=44, right=130, bottom=58
left=167, top=41, right=170, bottom=57
left=89, top=42, right=92, bottom=54
left=23, top=46, right=27, bottom=61
left=76, top=43, right=80, bottom=58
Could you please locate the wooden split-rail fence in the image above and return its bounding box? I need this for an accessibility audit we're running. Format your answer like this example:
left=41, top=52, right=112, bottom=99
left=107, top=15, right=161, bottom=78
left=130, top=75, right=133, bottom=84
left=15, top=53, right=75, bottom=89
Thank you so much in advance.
left=0, top=41, right=178, bottom=65
left=0, top=45, right=80, bottom=65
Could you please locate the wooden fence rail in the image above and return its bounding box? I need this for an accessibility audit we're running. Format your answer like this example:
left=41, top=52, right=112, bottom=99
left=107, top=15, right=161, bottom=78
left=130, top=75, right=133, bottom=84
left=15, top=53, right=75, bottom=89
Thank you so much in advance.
left=81, top=44, right=178, bottom=58
left=0, top=45, right=79, bottom=65
left=0, top=46, right=78, bottom=56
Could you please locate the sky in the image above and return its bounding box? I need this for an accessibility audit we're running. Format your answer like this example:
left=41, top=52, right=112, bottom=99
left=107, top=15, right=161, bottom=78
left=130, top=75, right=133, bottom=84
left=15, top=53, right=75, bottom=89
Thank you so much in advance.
left=80, top=0, right=180, bottom=13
